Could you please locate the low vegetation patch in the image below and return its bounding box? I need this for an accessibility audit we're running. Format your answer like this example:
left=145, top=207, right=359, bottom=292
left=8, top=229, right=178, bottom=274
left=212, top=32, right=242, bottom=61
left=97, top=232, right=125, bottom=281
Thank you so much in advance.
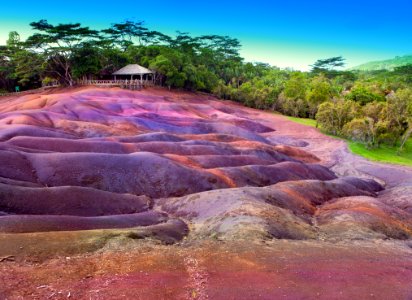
left=348, top=140, right=412, bottom=166
left=286, top=116, right=317, bottom=127
left=287, top=116, right=412, bottom=166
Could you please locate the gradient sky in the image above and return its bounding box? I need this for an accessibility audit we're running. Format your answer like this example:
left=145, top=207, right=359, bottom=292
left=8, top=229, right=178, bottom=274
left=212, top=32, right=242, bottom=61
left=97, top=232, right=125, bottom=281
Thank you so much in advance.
left=1, top=0, right=411, bottom=70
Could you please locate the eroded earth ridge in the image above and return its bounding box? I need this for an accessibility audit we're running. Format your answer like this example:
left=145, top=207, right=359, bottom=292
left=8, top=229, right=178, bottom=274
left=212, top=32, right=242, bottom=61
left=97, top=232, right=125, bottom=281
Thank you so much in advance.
left=0, top=88, right=411, bottom=299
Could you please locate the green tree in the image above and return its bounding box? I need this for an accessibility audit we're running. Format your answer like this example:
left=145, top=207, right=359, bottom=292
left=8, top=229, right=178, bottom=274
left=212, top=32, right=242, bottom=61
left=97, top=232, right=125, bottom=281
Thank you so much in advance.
left=149, top=50, right=186, bottom=89
left=306, top=75, right=334, bottom=118
left=26, top=20, right=100, bottom=85
left=0, top=31, right=44, bottom=90
left=71, top=42, right=102, bottom=80
left=13, top=50, right=44, bottom=87
left=0, top=33, right=19, bottom=91
left=283, top=72, right=307, bottom=100
left=362, top=101, right=385, bottom=122
left=101, top=20, right=171, bottom=49
left=310, top=56, right=347, bottom=78
left=99, top=47, right=130, bottom=76
left=385, top=89, right=412, bottom=151
left=316, top=99, right=360, bottom=135
left=343, top=117, right=379, bottom=148
left=345, top=84, right=385, bottom=105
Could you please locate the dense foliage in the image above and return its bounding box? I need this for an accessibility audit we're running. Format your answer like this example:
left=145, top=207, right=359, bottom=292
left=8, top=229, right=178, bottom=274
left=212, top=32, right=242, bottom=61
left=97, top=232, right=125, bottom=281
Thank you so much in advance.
left=1, top=20, right=411, bottom=150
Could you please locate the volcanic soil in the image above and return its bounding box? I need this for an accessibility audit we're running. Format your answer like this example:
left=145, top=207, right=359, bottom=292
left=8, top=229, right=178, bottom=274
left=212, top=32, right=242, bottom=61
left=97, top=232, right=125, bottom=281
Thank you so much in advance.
left=0, top=87, right=411, bottom=299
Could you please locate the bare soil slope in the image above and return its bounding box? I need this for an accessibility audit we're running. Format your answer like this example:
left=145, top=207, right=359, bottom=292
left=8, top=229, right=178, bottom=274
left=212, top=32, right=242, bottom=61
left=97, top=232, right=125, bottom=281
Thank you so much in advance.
left=0, top=87, right=411, bottom=299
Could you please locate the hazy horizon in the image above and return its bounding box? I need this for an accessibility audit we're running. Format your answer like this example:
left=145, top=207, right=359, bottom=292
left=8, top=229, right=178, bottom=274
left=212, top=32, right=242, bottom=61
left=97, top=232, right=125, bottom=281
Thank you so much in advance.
left=1, top=0, right=411, bottom=71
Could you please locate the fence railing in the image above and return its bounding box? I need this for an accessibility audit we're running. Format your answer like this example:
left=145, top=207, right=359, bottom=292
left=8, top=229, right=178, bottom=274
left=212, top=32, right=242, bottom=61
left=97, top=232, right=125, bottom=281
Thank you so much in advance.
left=0, top=80, right=154, bottom=97
left=78, top=79, right=154, bottom=89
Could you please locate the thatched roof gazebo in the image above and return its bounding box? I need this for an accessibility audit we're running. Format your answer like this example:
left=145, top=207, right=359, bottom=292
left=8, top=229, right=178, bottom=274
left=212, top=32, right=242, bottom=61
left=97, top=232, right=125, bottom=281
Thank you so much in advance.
left=112, top=64, right=154, bottom=81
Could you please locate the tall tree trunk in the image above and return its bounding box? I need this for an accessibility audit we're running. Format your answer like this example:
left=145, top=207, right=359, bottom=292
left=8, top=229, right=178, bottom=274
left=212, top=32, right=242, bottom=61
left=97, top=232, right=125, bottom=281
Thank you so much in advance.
left=398, top=125, right=412, bottom=152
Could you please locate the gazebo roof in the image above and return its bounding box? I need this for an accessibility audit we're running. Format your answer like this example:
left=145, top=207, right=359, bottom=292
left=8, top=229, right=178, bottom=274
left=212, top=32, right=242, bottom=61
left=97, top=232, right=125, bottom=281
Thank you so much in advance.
left=113, top=64, right=154, bottom=75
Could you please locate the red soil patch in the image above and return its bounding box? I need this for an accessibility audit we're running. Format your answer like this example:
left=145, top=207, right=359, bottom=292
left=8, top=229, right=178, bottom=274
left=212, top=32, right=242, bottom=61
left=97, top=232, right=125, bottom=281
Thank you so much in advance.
left=0, top=241, right=411, bottom=300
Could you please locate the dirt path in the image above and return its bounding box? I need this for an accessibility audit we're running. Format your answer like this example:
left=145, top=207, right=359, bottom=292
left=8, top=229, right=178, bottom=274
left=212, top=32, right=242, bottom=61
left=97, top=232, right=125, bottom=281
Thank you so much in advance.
left=1, top=241, right=411, bottom=300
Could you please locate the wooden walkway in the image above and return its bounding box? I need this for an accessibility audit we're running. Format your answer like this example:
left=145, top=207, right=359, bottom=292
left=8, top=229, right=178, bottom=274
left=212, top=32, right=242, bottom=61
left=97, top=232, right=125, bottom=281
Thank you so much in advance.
left=0, top=80, right=154, bottom=98
left=78, top=79, right=154, bottom=90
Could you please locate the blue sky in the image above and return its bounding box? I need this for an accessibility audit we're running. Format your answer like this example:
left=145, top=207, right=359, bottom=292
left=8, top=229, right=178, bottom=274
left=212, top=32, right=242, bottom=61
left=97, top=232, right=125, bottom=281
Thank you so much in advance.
left=0, top=0, right=411, bottom=70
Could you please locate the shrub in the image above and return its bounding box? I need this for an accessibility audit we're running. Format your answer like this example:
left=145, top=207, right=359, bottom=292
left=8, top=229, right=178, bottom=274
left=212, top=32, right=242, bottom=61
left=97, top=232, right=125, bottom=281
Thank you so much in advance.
left=316, top=99, right=360, bottom=135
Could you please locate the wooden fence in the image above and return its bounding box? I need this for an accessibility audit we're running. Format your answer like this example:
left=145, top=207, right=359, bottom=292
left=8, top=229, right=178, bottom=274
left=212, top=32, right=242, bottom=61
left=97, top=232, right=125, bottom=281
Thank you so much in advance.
left=77, top=79, right=154, bottom=90
left=0, top=79, right=154, bottom=98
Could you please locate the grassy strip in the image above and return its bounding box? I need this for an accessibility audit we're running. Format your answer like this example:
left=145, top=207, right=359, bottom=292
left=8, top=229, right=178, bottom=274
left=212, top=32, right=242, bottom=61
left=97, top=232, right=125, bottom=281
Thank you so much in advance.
left=286, top=116, right=317, bottom=127
left=286, top=116, right=412, bottom=167
left=348, top=140, right=412, bottom=167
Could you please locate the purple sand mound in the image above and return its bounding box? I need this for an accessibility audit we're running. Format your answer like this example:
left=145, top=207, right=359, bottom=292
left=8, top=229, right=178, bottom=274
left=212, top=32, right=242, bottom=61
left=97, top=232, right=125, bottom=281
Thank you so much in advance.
left=0, top=88, right=407, bottom=245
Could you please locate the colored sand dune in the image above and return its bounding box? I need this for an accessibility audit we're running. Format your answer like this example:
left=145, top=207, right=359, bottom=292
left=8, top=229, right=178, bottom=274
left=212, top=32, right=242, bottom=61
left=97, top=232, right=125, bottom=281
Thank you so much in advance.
left=0, top=87, right=411, bottom=299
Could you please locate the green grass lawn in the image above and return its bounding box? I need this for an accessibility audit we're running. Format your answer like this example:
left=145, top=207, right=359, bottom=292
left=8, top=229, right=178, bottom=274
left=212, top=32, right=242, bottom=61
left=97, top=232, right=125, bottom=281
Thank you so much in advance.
left=286, top=116, right=412, bottom=167
left=286, top=116, right=317, bottom=127
left=348, top=140, right=412, bottom=167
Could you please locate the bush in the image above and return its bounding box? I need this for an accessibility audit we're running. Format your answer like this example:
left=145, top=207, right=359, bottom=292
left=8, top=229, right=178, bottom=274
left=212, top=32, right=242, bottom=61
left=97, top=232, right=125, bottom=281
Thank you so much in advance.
left=345, top=85, right=385, bottom=105
left=343, top=118, right=375, bottom=147
left=316, top=99, right=359, bottom=135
